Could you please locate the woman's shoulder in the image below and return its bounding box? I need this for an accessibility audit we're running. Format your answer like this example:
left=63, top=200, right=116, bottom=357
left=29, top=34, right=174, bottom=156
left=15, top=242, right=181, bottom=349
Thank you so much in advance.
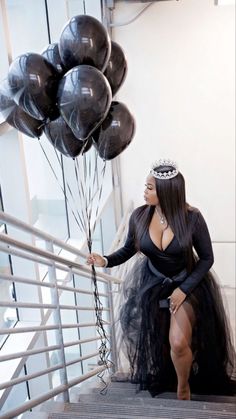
left=187, top=206, right=207, bottom=229
left=187, top=205, right=200, bottom=216
left=187, top=205, right=206, bottom=217
left=133, top=204, right=148, bottom=213
left=132, top=204, right=149, bottom=215
left=130, top=205, right=149, bottom=221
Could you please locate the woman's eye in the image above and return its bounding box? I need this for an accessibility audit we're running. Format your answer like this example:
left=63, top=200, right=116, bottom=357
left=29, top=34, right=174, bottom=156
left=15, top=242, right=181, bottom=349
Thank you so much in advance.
left=145, top=184, right=152, bottom=190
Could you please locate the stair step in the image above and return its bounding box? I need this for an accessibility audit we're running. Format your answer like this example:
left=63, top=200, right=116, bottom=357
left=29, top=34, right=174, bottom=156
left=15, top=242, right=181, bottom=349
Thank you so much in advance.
left=111, top=372, right=130, bottom=382
left=90, top=387, right=151, bottom=398
left=76, top=394, right=235, bottom=412
left=69, top=400, right=235, bottom=416
left=45, top=375, right=236, bottom=418
left=22, top=413, right=49, bottom=419
left=50, top=416, right=134, bottom=419
left=110, top=373, right=236, bottom=403
left=88, top=382, right=236, bottom=404
left=48, top=400, right=236, bottom=418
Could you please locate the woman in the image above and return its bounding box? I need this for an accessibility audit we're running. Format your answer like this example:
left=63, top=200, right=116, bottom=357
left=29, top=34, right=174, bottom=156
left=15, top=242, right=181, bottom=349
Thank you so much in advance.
left=87, top=159, right=236, bottom=399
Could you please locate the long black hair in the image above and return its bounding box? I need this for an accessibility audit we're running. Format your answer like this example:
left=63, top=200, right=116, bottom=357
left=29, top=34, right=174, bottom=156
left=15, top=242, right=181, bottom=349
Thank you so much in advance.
left=133, top=164, right=194, bottom=272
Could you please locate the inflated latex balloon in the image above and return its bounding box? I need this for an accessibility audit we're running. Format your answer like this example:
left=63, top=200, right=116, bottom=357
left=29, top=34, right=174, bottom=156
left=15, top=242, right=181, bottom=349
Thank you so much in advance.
left=93, top=101, right=135, bottom=160
left=41, top=43, right=66, bottom=75
left=0, top=80, right=43, bottom=138
left=59, top=14, right=111, bottom=71
left=8, top=53, right=60, bottom=121
left=104, top=41, right=127, bottom=96
left=58, top=65, right=112, bottom=140
left=81, top=137, right=93, bottom=154
left=44, top=116, right=92, bottom=158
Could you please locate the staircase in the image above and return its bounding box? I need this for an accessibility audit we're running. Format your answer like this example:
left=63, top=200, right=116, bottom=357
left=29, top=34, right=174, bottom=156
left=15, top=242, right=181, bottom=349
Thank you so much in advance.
left=1, top=209, right=235, bottom=419
left=22, top=376, right=235, bottom=419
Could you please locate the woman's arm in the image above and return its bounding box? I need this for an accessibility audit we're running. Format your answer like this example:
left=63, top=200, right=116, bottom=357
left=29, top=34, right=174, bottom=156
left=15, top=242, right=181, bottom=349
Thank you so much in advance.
left=179, top=211, right=214, bottom=295
left=87, top=212, right=137, bottom=268
left=103, top=212, right=137, bottom=267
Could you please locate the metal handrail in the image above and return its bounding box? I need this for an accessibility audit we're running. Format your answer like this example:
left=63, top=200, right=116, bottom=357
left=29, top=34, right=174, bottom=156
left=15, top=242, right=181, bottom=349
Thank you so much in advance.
left=0, top=321, right=110, bottom=335
left=0, top=210, right=86, bottom=258
left=0, top=273, right=109, bottom=297
left=0, top=203, right=133, bottom=417
left=0, top=350, right=106, bottom=391
left=0, top=233, right=122, bottom=284
left=0, top=301, right=110, bottom=311
left=0, top=335, right=110, bottom=362
left=0, top=365, right=109, bottom=419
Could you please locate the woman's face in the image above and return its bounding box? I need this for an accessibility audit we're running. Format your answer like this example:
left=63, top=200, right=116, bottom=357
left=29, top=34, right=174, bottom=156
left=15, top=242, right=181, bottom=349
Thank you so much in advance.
left=144, top=175, right=159, bottom=206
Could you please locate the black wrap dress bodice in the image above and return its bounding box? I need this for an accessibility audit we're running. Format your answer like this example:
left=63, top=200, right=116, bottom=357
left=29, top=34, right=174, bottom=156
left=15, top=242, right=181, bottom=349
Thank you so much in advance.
left=141, top=232, right=185, bottom=277
left=105, top=206, right=214, bottom=295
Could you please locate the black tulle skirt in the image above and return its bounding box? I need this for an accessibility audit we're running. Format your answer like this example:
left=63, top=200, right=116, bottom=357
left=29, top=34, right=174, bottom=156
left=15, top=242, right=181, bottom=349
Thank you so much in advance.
left=118, top=256, right=236, bottom=397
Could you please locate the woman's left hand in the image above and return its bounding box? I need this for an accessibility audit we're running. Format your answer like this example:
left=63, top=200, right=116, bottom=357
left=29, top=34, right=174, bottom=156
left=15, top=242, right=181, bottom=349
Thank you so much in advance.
left=169, top=288, right=187, bottom=314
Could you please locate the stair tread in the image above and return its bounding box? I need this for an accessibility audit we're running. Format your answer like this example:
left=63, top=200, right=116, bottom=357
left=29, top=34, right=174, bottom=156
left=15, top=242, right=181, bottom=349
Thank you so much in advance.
left=50, top=416, right=151, bottom=419
left=76, top=394, right=235, bottom=411
left=88, top=384, right=236, bottom=404
left=90, top=387, right=151, bottom=398
left=22, top=413, right=49, bottom=419
left=49, top=402, right=236, bottom=419
left=63, top=401, right=236, bottom=417
left=46, top=374, right=236, bottom=418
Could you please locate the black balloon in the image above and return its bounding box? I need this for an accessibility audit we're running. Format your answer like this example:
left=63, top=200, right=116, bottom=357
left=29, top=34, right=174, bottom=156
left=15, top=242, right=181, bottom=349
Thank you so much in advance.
left=92, top=101, right=135, bottom=161
left=104, top=41, right=127, bottom=95
left=59, top=14, right=111, bottom=71
left=8, top=53, right=60, bottom=121
left=81, top=137, right=93, bottom=154
left=0, top=80, right=43, bottom=138
left=41, top=43, right=66, bottom=75
left=58, top=65, right=112, bottom=141
left=44, top=116, right=92, bottom=158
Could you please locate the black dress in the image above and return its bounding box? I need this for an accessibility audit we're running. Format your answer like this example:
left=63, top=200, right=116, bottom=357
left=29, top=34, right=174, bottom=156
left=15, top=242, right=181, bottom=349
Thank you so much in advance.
left=105, top=206, right=236, bottom=396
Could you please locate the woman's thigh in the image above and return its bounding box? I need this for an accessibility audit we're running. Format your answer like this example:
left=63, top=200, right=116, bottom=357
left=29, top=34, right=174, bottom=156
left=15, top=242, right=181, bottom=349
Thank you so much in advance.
left=169, top=302, right=196, bottom=348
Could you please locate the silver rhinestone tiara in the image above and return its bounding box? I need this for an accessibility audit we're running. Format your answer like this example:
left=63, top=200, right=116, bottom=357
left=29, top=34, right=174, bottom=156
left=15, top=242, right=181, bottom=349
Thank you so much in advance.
left=150, top=159, right=178, bottom=180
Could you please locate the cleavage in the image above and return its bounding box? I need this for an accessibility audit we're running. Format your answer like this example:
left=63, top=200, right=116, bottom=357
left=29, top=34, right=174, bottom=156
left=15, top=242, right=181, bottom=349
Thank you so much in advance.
left=149, top=217, right=174, bottom=251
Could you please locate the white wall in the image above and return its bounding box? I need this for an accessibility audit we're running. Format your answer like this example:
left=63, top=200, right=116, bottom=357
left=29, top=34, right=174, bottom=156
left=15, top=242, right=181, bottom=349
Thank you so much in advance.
left=113, top=0, right=235, bottom=286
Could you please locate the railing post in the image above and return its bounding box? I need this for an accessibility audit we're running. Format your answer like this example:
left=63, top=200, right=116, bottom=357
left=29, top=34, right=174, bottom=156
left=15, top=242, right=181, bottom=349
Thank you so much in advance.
left=46, top=240, right=69, bottom=402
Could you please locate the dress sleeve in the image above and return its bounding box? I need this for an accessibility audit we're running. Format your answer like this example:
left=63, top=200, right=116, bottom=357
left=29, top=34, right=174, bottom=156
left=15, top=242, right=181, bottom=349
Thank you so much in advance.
left=179, top=211, right=214, bottom=295
left=103, top=212, right=137, bottom=268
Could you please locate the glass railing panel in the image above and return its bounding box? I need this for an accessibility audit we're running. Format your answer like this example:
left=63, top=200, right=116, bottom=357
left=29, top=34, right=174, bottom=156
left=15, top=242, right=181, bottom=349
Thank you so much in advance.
left=0, top=370, right=29, bottom=414
left=22, top=133, right=69, bottom=243
left=0, top=249, right=17, bottom=346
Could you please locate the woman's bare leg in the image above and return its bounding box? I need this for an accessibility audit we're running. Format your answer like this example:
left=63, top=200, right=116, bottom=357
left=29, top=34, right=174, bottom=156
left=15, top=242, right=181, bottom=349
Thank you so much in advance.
left=169, top=303, right=195, bottom=400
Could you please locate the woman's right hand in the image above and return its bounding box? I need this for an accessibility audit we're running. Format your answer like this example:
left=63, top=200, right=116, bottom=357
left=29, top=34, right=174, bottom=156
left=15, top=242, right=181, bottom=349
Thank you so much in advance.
left=86, top=253, right=106, bottom=267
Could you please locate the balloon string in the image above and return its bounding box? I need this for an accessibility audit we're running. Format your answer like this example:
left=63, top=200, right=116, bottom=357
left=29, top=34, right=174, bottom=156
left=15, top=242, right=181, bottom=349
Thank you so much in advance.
left=40, top=140, right=112, bottom=389
left=73, top=151, right=112, bottom=389
left=38, top=139, right=84, bottom=234
left=83, top=151, right=89, bottom=217
left=88, top=151, right=92, bottom=209
left=52, top=147, right=87, bottom=233
left=88, top=150, right=99, bottom=223
left=83, top=0, right=86, bottom=15
left=93, top=159, right=106, bottom=234
left=86, top=157, right=112, bottom=391
left=87, top=232, right=113, bottom=393
left=83, top=150, right=99, bottom=233
left=91, top=262, right=113, bottom=392
left=74, top=159, right=89, bottom=238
